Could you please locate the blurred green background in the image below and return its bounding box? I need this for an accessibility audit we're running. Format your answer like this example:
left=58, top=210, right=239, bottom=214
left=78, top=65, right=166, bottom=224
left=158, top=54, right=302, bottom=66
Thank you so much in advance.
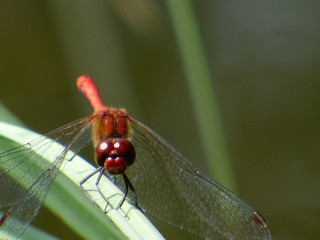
left=1, top=0, right=320, bottom=239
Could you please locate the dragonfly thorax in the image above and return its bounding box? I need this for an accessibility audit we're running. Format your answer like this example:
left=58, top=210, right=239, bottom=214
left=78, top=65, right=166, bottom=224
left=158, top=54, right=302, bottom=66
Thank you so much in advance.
left=92, top=108, right=130, bottom=144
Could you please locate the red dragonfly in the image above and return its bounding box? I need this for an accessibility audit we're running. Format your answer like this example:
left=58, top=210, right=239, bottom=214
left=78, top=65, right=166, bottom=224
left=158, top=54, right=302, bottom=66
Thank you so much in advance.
left=0, top=75, right=271, bottom=240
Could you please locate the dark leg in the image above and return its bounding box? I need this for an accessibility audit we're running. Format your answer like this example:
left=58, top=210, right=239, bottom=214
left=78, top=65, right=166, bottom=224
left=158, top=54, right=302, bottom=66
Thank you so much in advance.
left=121, top=174, right=143, bottom=212
left=79, top=167, right=102, bottom=186
left=112, top=175, right=117, bottom=185
left=79, top=167, right=104, bottom=205
left=120, top=174, right=130, bottom=208
left=94, top=168, right=112, bottom=212
left=80, top=167, right=113, bottom=212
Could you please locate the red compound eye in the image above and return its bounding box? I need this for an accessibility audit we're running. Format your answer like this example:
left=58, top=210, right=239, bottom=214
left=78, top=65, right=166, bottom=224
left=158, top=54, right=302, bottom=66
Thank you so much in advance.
left=114, top=140, right=135, bottom=166
left=95, top=140, right=114, bottom=166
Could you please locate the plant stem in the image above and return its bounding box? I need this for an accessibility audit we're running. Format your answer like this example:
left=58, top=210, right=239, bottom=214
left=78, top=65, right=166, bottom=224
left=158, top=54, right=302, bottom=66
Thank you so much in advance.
left=166, top=0, right=236, bottom=191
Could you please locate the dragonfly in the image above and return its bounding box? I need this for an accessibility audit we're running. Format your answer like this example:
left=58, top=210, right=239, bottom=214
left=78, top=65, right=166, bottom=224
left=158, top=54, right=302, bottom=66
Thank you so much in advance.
left=0, top=75, right=271, bottom=240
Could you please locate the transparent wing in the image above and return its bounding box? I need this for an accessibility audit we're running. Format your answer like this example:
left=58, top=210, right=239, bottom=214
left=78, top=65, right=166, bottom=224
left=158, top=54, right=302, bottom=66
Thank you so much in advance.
left=114, top=116, right=271, bottom=240
left=0, top=116, right=95, bottom=240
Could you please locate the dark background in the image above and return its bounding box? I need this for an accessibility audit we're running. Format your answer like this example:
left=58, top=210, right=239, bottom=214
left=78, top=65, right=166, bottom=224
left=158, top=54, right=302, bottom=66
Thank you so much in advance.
left=1, top=0, right=320, bottom=239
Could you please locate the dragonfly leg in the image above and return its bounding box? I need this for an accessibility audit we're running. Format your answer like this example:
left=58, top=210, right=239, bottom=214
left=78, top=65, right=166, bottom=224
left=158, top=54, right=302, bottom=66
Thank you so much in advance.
left=94, top=168, right=111, bottom=212
left=79, top=167, right=102, bottom=185
left=112, top=175, right=117, bottom=185
left=79, top=167, right=104, bottom=205
left=121, top=174, right=143, bottom=212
